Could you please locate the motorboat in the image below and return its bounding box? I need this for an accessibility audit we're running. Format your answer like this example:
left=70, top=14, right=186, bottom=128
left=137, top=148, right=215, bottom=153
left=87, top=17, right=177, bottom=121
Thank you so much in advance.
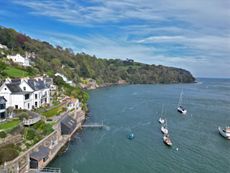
left=218, top=126, right=230, bottom=139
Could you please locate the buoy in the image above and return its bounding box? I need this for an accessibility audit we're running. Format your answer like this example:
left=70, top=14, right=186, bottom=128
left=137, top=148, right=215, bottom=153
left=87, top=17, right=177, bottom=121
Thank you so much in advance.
left=128, top=133, right=135, bottom=140
left=176, top=147, right=179, bottom=151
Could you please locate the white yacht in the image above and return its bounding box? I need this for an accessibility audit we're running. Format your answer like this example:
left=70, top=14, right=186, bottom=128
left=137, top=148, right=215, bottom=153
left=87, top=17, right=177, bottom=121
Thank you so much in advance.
left=177, top=106, right=187, bottom=115
left=177, top=89, right=187, bottom=115
left=218, top=126, right=230, bottom=139
left=161, top=126, right=168, bottom=134
left=159, top=117, right=165, bottom=124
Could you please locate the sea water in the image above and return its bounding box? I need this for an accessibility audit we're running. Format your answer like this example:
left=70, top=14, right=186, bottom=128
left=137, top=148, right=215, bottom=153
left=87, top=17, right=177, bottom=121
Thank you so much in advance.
left=50, top=78, right=230, bottom=173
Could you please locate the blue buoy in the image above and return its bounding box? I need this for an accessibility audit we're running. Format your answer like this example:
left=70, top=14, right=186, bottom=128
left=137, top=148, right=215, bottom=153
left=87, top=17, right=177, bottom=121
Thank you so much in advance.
left=128, top=133, right=135, bottom=140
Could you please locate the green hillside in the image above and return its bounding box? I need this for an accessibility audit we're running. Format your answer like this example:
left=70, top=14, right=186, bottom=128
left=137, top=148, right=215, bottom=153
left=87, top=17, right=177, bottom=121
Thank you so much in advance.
left=0, top=26, right=195, bottom=84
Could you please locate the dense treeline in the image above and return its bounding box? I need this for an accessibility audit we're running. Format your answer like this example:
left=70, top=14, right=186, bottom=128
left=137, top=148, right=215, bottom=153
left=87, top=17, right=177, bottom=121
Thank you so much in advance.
left=0, top=26, right=195, bottom=84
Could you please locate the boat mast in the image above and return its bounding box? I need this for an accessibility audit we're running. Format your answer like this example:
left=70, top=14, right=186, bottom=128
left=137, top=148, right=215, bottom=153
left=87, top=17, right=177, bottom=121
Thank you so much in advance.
left=178, top=89, right=183, bottom=107
left=161, top=105, right=164, bottom=117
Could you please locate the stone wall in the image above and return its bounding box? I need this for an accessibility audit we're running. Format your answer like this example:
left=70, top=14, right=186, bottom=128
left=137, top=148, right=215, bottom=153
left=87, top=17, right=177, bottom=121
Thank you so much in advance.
left=2, top=129, right=61, bottom=173
left=2, top=110, right=85, bottom=173
left=0, top=134, right=22, bottom=148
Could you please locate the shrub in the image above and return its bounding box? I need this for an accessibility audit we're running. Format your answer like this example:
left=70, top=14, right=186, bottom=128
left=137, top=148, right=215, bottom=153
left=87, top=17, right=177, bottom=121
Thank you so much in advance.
left=0, top=131, right=7, bottom=138
left=0, top=144, right=19, bottom=165
left=18, top=112, right=29, bottom=121
left=25, top=128, right=36, bottom=140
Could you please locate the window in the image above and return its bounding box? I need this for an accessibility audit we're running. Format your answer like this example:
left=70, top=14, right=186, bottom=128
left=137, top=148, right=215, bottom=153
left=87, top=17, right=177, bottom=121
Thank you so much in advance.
left=0, top=112, right=5, bottom=119
left=25, top=94, right=30, bottom=100
left=0, top=104, right=5, bottom=110
left=4, top=88, right=7, bottom=90
left=23, top=87, right=26, bottom=91
left=43, top=156, right=49, bottom=162
left=35, top=94, right=38, bottom=99
left=28, top=103, right=30, bottom=109
left=35, top=102, right=38, bottom=107
left=15, top=105, right=18, bottom=109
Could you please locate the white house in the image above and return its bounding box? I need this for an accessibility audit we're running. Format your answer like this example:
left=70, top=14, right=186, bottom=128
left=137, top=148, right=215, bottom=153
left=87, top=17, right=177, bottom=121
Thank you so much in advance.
left=7, top=54, right=30, bottom=66
left=0, top=78, right=50, bottom=110
left=55, top=73, right=74, bottom=86
left=0, top=80, right=34, bottom=110
left=67, top=98, right=81, bottom=111
left=0, top=43, right=8, bottom=50
left=27, top=79, right=50, bottom=108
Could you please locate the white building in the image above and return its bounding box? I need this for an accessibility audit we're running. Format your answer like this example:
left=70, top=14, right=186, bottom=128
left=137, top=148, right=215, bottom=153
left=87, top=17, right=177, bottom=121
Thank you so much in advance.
left=27, top=79, right=50, bottom=108
left=7, top=54, right=30, bottom=66
left=67, top=98, right=81, bottom=111
left=55, top=73, right=74, bottom=86
left=0, top=43, right=8, bottom=50
left=0, top=78, right=50, bottom=110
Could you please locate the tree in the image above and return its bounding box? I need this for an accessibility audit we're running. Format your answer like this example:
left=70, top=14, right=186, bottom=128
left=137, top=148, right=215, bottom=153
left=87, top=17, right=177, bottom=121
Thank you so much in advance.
left=53, top=76, right=65, bottom=86
left=6, top=106, right=14, bottom=117
left=18, top=112, right=29, bottom=121
left=0, top=61, right=7, bottom=77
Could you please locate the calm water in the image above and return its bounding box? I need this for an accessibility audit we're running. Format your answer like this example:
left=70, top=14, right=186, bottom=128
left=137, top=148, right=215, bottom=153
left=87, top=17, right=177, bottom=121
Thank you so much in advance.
left=50, top=78, right=230, bottom=173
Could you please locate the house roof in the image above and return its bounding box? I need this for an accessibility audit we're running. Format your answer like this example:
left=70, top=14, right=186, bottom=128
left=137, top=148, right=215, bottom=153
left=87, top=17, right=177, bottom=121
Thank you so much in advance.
left=5, top=83, right=32, bottom=94
left=11, top=79, right=21, bottom=84
left=27, top=79, right=48, bottom=91
left=0, top=96, right=7, bottom=104
left=61, top=115, right=76, bottom=129
left=6, top=83, right=22, bottom=93
left=30, top=146, right=49, bottom=161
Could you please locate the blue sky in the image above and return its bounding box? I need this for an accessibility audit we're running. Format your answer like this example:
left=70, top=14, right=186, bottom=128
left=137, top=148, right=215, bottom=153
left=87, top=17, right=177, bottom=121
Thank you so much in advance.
left=1, top=0, right=230, bottom=78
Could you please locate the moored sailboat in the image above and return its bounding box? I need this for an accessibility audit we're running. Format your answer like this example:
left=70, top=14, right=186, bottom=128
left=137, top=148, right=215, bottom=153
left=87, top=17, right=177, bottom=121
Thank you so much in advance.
left=159, top=117, right=165, bottom=124
left=218, top=126, right=230, bottom=139
left=163, top=134, right=172, bottom=146
left=160, top=119, right=168, bottom=134
left=159, top=105, right=166, bottom=124
left=177, top=89, right=187, bottom=115
left=161, top=125, right=168, bottom=135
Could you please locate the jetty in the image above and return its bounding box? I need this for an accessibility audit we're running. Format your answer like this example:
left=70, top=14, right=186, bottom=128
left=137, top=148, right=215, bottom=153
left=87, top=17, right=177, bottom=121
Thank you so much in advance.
left=29, top=167, right=61, bottom=173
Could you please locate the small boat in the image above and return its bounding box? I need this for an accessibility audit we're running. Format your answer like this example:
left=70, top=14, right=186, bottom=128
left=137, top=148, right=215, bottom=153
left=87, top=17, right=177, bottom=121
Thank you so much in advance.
left=177, top=89, right=187, bottom=115
left=128, top=133, right=135, bottom=140
left=160, top=118, right=168, bottom=134
left=177, top=106, right=187, bottom=115
left=218, top=126, right=230, bottom=139
left=163, top=135, right=172, bottom=146
left=161, top=126, right=168, bottom=135
left=159, top=117, right=165, bottom=124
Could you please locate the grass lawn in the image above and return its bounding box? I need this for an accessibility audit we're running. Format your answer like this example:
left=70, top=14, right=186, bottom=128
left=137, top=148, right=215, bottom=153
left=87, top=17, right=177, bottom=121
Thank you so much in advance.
left=0, top=119, right=20, bottom=131
left=5, top=67, right=30, bottom=78
left=42, top=105, right=65, bottom=118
